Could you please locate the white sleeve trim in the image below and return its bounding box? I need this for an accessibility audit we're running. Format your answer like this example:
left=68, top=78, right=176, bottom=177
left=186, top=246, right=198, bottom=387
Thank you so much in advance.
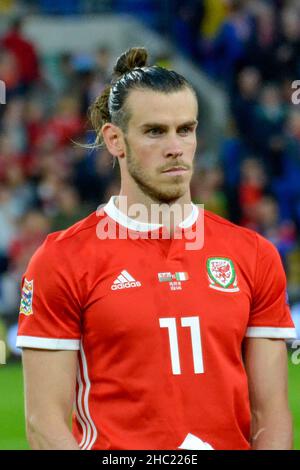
left=16, top=336, right=80, bottom=350
left=245, top=327, right=297, bottom=339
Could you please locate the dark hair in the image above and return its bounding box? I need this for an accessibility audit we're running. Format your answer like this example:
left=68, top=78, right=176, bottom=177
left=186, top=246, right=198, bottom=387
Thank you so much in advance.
left=11, top=17, right=23, bottom=32
left=89, top=47, right=195, bottom=146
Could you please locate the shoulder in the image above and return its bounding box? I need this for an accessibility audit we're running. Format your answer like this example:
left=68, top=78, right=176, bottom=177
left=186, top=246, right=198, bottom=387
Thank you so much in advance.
left=203, top=209, right=279, bottom=260
left=30, top=211, right=100, bottom=266
left=204, top=209, right=257, bottom=241
left=50, top=211, right=99, bottom=243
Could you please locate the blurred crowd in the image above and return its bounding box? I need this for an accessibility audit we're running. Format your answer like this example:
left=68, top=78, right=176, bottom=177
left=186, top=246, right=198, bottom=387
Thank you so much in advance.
left=0, top=0, right=300, bottom=326
left=0, top=18, right=119, bottom=317
left=174, top=0, right=300, bottom=297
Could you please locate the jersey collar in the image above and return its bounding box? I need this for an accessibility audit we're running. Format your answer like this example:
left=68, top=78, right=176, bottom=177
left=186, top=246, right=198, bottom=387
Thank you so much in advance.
left=103, top=196, right=199, bottom=232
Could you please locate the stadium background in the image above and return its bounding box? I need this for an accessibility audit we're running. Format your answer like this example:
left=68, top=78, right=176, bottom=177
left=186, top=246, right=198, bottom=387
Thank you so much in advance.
left=0, top=0, right=299, bottom=450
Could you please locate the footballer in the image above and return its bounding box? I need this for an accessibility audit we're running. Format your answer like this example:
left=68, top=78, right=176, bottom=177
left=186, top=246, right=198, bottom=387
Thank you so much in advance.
left=17, top=47, right=296, bottom=450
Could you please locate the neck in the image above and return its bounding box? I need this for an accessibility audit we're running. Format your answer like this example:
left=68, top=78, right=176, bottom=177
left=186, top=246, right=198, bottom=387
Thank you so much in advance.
left=117, top=183, right=193, bottom=234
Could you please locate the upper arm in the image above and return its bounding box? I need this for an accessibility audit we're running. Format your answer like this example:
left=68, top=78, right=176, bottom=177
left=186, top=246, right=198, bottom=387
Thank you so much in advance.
left=245, top=234, right=296, bottom=341
left=17, top=237, right=82, bottom=350
left=243, top=337, right=289, bottom=415
left=22, top=348, right=78, bottom=426
left=17, top=232, right=82, bottom=447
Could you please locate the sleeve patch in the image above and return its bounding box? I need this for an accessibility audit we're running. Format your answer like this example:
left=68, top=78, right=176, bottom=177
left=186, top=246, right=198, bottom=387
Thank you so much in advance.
left=19, top=279, right=34, bottom=316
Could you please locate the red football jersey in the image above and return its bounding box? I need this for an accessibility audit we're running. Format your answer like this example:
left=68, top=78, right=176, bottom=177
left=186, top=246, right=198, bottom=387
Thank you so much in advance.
left=17, top=197, right=296, bottom=450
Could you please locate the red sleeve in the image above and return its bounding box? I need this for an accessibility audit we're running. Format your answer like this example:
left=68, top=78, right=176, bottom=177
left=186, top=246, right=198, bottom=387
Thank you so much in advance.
left=17, top=234, right=81, bottom=350
left=246, top=234, right=296, bottom=339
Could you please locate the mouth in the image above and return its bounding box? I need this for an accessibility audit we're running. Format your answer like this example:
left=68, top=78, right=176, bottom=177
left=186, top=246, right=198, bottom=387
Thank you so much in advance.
left=161, top=166, right=189, bottom=176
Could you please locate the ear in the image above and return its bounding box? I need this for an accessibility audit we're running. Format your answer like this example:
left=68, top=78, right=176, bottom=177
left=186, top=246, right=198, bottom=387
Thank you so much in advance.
left=101, top=123, right=126, bottom=158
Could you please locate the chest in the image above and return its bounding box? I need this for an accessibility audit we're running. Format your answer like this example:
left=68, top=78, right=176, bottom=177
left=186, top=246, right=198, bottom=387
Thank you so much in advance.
left=82, top=241, right=252, bottom=351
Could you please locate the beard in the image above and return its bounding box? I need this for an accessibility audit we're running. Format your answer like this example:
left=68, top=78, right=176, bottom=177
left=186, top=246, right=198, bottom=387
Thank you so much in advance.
left=125, top=143, right=192, bottom=203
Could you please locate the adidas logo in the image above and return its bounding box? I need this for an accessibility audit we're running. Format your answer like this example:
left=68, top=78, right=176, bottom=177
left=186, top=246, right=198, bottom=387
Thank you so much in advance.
left=111, top=270, right=142, bottom=290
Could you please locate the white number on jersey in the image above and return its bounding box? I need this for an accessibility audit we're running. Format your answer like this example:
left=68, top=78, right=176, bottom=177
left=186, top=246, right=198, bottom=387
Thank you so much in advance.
left=159, top=316, right=204, bottom=375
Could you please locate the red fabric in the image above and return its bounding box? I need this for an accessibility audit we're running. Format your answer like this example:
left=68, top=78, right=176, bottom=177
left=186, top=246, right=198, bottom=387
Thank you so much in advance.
left=17, top=206, right=295, bottom=450
left=2, top=31, right=40, bottom=84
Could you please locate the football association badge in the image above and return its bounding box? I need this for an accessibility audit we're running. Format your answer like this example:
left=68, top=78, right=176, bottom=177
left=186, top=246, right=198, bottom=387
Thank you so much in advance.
left=20, top=278, right=34, bottom=316
left=206, top=258, right=239, bottom=292
left=158, top=272, right=189, bottom=291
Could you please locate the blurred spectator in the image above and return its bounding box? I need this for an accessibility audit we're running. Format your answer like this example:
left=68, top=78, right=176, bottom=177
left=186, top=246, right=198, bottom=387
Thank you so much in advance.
left=0, top=271, right=17, bottom=315
left=0, top=135, right=22, bottom=182
left=274, top=7, right=300, bottom=81
left=50, top=184, right=88, bottom=231
left=24, top=98, right=47, bottom=150
left=86, top=47, right=112, bottom=112
left=9, top=210, right=50, bottom=277
left=0, top=184, right=19, bottom=260
left=191, top=167, right=229, bottom=218
left=74, top=147, right=116, bottom=204
left=94, top=46, right=111, bottom=81
left=279, top=110, right=300, bottom=226
left=200, top=0, right=228, bottom=41
left=0, top=48, right=20, bottom=101
left=57, top=52, right=77, bottom=95
left=1, top=98, right=27, bottom=154
left=0, top=209, right=48, bottom=314
left=6, top=165, right=35, bottom=216
left=36, top=164, right=67, bottom=215
left=172, top=0, right=205, bottom=59
left=231, top=67, right=261, bottom=147
left=252, top=84, right=287, bottom=176
left=255, top=195, right=296, bottom=261
left=244, top=2, right=278, bottom=81
left=41, top=96, right=83, bottom=148
left=209, top=0, right=252, bottom=81
left=238, top=158, right=267, bottom=228
left=1, top=17, right=40, bottom=94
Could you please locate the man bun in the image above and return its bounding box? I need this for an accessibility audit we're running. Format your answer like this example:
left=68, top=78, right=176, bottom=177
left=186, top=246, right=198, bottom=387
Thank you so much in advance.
left=112, top=47, right=148, bottom=79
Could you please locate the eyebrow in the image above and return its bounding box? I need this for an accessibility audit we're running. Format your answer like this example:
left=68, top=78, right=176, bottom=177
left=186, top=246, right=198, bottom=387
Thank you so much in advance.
left=140, top=120, right=198, bottom=130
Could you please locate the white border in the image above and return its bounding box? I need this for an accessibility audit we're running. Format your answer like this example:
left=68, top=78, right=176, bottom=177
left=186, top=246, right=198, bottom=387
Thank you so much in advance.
left=209, top=285, right=240, bottom=293
left=75, top=367, right=88, bottom=448
left=16, top=336, right=80, bottom=350
left=79, top=344, right=98, bottom=450
left=245, top=327, right=297, bottom=339
left=103, top=196, right=199, bottom=232
left=104, top=196, right=161, bottom=232
left=179, top=203, right=199, bottom=228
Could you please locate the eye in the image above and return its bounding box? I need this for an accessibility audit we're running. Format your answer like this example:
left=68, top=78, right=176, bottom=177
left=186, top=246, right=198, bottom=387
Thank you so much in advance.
left=178, top=126, right=194, bottom=135
left=146, top=128, right=164, bottom=136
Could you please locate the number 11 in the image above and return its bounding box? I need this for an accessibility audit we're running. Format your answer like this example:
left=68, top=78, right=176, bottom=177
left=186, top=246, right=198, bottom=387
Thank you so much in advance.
left=159, top=316, right=204, bottom=375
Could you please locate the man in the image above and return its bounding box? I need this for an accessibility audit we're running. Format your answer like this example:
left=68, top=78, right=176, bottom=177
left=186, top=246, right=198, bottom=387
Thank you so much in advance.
left=1, top=17, right=40, bottom=93
left=17, top=47, right=296, bottom=450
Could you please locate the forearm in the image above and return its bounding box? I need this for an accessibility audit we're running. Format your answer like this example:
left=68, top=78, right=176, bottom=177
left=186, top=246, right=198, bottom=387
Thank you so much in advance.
left=251, top=408, right=293, bottom=450
left=27, top=418, right=80, bottom=450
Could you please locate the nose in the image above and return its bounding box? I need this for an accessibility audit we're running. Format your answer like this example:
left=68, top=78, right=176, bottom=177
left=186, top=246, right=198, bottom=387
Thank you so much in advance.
left=164, top=133, right=183, bottom=158
left=165, top=149, right=183, bottom=159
